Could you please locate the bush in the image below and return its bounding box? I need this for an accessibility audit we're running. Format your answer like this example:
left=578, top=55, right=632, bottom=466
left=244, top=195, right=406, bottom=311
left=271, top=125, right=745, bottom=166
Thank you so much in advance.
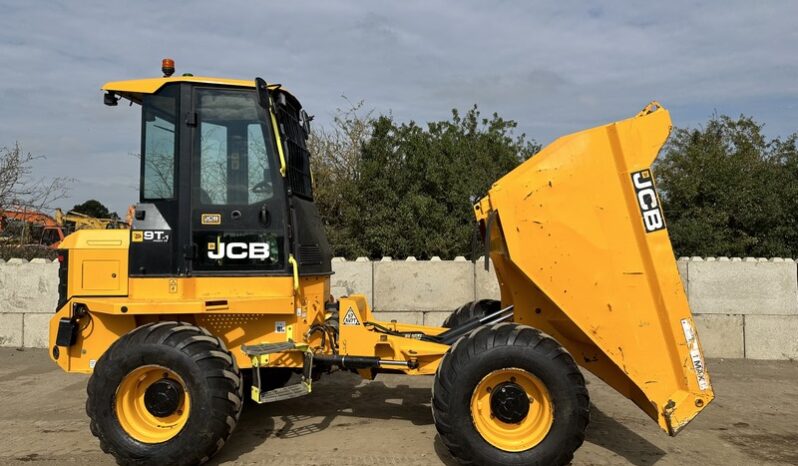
left=311, top=105, right=538, bottom=259
left=655, top=115, right=798, bottom=257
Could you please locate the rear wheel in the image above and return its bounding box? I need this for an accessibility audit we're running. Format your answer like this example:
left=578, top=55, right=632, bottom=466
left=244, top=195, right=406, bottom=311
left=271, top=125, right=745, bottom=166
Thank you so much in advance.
left=87, top=321, right=243, bottom=466
left=432, top=323, right=589, bottom=466
left=443, top=299, right=501, bottom=328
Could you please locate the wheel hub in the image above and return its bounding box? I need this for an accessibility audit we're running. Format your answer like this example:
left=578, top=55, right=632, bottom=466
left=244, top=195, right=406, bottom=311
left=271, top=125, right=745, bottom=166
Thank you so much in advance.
left=490, top=381, right=530, bottom=424
left=144, top=378, right=184, bottom=417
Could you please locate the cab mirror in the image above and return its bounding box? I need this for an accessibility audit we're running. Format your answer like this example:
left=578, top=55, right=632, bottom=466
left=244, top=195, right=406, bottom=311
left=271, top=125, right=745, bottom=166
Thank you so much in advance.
left=104, top=92, right=119, bottom=106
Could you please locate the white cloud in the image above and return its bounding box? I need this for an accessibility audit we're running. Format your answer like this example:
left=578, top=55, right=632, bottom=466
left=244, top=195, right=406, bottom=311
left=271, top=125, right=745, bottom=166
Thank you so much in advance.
left=0, top=0, right=796, bottom=214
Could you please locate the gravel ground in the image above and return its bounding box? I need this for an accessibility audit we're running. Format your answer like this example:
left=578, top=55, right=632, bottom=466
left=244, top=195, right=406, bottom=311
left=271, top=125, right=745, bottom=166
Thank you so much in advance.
left=1, top=348, right=796, bottom=465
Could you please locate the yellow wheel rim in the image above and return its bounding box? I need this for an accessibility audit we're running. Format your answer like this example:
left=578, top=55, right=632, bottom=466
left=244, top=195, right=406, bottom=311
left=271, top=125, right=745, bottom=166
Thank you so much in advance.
left=115, top=365, right=190, bottom=443
left=470, top=368, right=554, bottom=452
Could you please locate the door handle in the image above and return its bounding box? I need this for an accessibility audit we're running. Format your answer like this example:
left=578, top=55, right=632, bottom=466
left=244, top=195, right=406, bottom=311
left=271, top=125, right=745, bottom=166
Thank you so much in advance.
left=259, top=204, right=270, bottom=226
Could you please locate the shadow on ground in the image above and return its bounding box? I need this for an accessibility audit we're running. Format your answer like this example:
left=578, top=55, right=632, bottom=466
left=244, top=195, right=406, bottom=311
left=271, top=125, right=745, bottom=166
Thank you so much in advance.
left=211, top=372, right=666, bottom=466
left=585, top=406, right=666, bottom=466
left=210, top=371, right=434, bottom=464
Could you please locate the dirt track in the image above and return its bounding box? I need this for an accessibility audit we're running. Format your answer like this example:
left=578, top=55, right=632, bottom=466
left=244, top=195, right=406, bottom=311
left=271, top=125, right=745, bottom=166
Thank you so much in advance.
left=1, top=349, right=797, bottom=465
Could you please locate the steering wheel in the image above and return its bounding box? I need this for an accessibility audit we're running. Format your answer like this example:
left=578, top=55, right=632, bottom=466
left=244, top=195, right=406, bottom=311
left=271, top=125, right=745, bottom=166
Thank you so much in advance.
left=251, top=180, right=273, bottom=195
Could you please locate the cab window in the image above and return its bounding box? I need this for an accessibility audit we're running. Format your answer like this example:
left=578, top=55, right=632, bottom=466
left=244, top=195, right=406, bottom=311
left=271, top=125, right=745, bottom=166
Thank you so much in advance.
left=141, top=86, right=178, bottom=200
left=196, top=89, right=276, bottom=206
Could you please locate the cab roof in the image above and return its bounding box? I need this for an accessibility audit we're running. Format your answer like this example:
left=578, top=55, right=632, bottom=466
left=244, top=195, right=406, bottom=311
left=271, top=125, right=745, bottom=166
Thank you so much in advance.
left=101, top=76, right=296, bottom=104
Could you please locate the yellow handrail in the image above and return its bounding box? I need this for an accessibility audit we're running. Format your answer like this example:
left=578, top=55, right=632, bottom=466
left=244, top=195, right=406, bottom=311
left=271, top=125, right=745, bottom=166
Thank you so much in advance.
left=288, top=255, right=299, bottom=291
left=270, top=106, right=287, bottom=177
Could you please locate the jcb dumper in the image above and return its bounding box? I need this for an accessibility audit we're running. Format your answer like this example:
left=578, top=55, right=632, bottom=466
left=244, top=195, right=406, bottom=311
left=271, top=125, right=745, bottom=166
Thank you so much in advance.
left=48, top=61, right=711, bottom=466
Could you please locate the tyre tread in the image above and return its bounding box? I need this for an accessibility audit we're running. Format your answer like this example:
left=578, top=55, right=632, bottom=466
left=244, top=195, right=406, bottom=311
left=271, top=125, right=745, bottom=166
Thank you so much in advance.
left=432, top=323, right=590, bottom=466
left=86, top=321, right=243, bottom=466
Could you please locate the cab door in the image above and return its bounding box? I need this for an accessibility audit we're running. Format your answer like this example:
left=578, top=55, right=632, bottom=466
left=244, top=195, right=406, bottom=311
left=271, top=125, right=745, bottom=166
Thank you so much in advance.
left=190, top=87, right=288, bottom=274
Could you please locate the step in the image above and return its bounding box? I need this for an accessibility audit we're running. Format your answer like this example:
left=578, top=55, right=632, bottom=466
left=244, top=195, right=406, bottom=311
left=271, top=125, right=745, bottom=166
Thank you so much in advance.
left=257, top=382, right=311, bottom=403
left=241, top=341, right=296, bottom=356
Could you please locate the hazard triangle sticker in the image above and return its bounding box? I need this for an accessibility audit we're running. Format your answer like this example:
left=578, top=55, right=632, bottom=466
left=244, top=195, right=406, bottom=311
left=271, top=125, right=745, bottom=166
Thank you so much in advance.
left=343, top=307, right=360, bottom=326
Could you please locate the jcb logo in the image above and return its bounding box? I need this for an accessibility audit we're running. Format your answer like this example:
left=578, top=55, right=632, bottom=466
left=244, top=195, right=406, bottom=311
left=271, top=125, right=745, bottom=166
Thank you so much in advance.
left=631, top=170, right=665, bottom=233
left=207, top=242, right=270, bottom=260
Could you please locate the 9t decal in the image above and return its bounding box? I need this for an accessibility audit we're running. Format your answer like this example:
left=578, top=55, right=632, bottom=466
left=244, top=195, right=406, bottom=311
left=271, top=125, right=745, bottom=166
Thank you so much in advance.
left=631, top=169, right=665, bottom=233
left=131, top=230, right=170, bottom=243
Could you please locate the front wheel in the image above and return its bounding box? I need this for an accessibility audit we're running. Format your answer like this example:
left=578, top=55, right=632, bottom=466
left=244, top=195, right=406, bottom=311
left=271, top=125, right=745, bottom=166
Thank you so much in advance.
left=432, top=323, right=589, bottom=466
left=86, top=321, right=243, bottom=466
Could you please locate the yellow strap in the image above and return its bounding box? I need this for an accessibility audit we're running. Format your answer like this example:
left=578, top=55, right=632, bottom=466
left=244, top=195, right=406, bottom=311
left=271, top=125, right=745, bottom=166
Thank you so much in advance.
left=288, top=254, right=299, bottom=290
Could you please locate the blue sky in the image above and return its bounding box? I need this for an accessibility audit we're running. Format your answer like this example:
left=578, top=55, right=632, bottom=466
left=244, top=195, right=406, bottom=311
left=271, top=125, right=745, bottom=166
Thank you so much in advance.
left=1, top=1, right=796, bottom=215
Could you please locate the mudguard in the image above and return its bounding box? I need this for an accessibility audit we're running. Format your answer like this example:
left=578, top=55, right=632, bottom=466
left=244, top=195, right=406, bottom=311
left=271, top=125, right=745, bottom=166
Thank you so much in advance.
left=474, top=102, right=713, bottom=435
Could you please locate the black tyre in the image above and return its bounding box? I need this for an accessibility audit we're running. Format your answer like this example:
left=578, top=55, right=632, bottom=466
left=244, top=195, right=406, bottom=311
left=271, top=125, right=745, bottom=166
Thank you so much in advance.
left=442, top=299, right=501, bottom=329
left=86, top=321, right=243, bottom=466
left=432, top=323, right=589, bottom=466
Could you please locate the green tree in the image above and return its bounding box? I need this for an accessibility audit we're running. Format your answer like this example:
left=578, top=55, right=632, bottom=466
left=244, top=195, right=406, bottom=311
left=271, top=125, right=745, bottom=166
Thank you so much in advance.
left=72, top=199, right=116, bottom=219
left=655, top=115, right=798, bottom=257
left=312, top=105, right=539, bottom=259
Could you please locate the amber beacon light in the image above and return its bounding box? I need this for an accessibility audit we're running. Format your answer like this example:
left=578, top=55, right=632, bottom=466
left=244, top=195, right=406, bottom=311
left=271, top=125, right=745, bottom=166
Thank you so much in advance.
left=161, top=58, right=175, bottom=77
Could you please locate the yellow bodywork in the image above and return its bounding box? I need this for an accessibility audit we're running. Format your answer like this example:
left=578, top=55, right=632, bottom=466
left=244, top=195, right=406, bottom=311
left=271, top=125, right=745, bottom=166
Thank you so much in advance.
left=49, top=229, right=448, bottom=374
left=474, top=102, right=713, bottom=435
left=102, top=76, right=293, bottom=103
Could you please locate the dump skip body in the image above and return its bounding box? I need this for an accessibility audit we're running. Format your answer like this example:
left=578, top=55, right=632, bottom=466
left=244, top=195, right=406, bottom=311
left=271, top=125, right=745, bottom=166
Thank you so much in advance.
left=474, top=103, right=714, bottom=435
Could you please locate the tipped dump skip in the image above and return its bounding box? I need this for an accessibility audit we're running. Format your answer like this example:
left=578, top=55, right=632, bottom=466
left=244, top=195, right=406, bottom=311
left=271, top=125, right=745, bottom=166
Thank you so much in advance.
left=475, top=103, right=714, bottom=435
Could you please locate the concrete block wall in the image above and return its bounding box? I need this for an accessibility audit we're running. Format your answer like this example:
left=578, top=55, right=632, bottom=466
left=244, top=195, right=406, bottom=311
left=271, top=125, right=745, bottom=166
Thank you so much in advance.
left=684, top=257, right=798, bottom=360
left=1, top=256, right=796, bottom=360
left=0, top=259, right=58, bottom=348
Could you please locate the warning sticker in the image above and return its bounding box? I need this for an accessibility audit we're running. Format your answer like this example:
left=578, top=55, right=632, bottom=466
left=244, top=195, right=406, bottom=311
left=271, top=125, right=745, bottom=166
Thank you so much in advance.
left=275, top=321, right=286, bottom=333
left=343, top=307, right=361, bottom=326
left=681, top=318, right=710, bottom=391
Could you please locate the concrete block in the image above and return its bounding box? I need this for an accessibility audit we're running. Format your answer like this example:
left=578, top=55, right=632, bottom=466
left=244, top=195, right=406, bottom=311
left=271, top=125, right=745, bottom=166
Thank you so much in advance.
left=688, top=260, right=798, bottom=315
left=23, top=313, right=50, bottom=348
left=692, top=314, right=744, bottom=358
left=374, top=260, right=474, bottom=311
left=474, top=257, right=501, bottom=300
left=423, top=311, right=451, bottom=327
left=0, top=313, right=23, bottom=347
left=745, top=315, right=798, bottom=360
left=331, top=259, right=373, bottom=304
left=0, top=262, right=59, bottom=314
left=371, top=311, right=422, bottom=325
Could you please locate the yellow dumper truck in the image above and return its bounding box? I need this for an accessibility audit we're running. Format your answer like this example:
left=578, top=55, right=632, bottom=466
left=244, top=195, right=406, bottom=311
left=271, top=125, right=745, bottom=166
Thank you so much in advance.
left=48, top=60, right=713, bottom=465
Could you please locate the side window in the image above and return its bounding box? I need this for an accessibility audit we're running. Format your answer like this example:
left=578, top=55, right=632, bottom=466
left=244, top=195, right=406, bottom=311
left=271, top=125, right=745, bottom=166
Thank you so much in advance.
left=142, top=87, right=177, bottom=200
